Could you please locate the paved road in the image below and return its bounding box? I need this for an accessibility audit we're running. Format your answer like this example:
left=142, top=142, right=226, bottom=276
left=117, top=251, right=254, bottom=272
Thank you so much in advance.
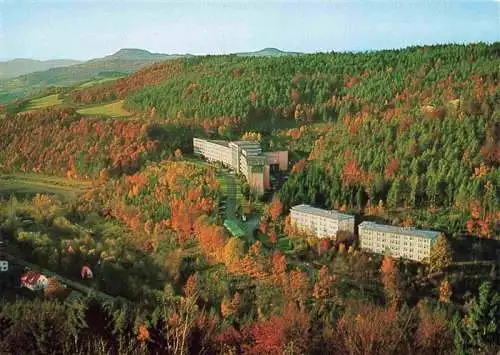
left=219, top=170, right=262, bottom=238
left=221, top=172, right=237, bottom=220
left=187, top=158, right=262, bottom=239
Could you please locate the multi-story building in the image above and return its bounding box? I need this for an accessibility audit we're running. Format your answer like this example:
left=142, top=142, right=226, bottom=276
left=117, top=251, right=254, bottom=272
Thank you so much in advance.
left=290, top=204, right=355, bottom=239
left=358, top=221, right=439, bottom=262
left=193, top=138, right=288, bottom=194
left=193, top=138, right=233, bottom=166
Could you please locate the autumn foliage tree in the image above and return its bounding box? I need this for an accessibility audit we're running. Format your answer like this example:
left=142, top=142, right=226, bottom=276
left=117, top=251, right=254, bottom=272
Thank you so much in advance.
left=439, top=279, right=452, bottom=303
left=268, top=198, right=284, bottom=223
left=241, top=303, right=309, bottom=355
left=334, top=302, right=408, bottom=355
left=414, top=302, right=454, bottom=354
left=312, top=266, right=336, bottom=299
left=380, top=254, right=401, bottom=307
left=429, top=234, right=453, bottom=273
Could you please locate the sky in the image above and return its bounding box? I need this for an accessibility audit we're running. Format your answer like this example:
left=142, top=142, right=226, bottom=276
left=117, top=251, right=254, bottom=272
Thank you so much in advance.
left=0, top=0, right=498, bottom=61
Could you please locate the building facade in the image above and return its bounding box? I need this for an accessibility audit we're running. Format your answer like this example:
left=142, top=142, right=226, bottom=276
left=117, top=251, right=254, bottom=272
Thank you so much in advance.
left=193, top=138, right=233, bottom=166
left=290, top=204, right=355, bottom=239
left=358, top=221, right=439, bottom=262
left=193, top=138, right=288, bottom=194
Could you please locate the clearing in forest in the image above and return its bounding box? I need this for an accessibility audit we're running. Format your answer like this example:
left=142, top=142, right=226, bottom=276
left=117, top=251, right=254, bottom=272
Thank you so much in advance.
left=25, top=94, right=63, bottom=111
left=78, top=76, right=122, bottom=88
left=0, top=174, right=91, bottom=200
left=77, top=100, right=133, bottom=118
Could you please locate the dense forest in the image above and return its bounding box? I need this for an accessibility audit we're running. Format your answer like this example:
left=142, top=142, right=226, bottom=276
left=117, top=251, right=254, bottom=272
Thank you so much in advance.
left=0, top=43, right=498, bottom=354
left=2, top=43, right=498, bottom=236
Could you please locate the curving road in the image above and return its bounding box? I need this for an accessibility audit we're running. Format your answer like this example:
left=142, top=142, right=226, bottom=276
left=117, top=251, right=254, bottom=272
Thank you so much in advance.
left=220, top=171, right=237, bottom=220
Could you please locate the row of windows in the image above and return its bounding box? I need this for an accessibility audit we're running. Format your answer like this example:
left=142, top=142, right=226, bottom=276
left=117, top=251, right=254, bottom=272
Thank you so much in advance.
left=361, top=232, right=431, bottom=244
left=363, top=245, right=428, bottom=261
left=363, top=239, right=429, bottom=247
left=362, top=241, right=429, bottom=250
left=292, top=215, right=340, bottom=225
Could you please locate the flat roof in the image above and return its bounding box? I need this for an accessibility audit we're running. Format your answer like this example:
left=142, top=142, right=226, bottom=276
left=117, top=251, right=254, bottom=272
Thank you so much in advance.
left=206, top=139, right=229, bottom=147
left=359, top=221, right=440, bottom=239
left=290, top=204, right=354, bottom=220
left=224, top=219, right=246, bottom=237
left=230, top=140, right=261, bottom=147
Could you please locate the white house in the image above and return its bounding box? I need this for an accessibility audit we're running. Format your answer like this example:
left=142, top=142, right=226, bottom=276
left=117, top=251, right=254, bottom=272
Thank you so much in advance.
left=0, top=260, right=8, bottom=272
left=21, top=271, right=49, bottom=291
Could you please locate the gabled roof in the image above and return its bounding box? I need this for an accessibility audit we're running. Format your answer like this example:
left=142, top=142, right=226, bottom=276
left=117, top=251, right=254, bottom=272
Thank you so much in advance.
left=21, top=271, right=45, bottom=285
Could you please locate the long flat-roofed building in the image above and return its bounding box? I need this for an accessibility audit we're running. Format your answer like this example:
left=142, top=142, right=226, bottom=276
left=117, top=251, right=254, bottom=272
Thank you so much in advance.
left=290, top=204, right=355, bottom=239
left=193, top=138, right=288, bottom=194
left=193, top=138, right=232, bottom=166
left=358, top=221, right=439, bottom=262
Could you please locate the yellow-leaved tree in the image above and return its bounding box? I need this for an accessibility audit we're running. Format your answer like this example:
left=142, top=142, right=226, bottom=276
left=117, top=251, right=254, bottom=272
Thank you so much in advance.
left=429, top=234, right=453, bottom=273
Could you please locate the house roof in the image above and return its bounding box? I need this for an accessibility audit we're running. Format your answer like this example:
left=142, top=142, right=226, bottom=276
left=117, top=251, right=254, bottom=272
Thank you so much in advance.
left=21, top=271, right=45, bottom=285
left=224, top=219, right=246, bottom=237
left=290, top=204, right=354, bottom=221
left=358, top=221, right=440, bottom=240
left=207, top=139, right=230, bottom=147
left=230, top=140, right=260, bottom=147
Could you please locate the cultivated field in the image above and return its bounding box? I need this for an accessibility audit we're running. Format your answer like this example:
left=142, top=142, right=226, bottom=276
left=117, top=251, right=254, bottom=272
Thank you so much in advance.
left=78, top=76, right=122, bottom=88
left=77, top=100, right=132, bottom=118
left=25, top=94, right=63, bottom=111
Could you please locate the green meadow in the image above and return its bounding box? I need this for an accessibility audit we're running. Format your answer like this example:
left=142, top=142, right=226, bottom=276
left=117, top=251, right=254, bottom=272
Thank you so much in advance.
left=0, top=174, right=91, bottom=200
left=77, top=100, right=133, bottom=118
left=78, top=77, right=122, bottom=88
left=25, top=94, right=63, bottom=111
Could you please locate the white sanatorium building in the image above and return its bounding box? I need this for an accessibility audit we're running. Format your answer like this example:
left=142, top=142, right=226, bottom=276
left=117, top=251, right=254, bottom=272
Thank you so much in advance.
left=193, top=138, right=288, bottom=194
left=358, top=221, right=440, bottom=262
left=290, top=204, right=355, bottom=239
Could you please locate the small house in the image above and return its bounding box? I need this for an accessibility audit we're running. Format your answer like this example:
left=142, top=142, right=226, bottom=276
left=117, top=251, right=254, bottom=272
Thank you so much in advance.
left=21, top=271, right=49, bottom=291
left=0, top=260, right=8, bottom=272
left=81, top=265, right=93, bottom=279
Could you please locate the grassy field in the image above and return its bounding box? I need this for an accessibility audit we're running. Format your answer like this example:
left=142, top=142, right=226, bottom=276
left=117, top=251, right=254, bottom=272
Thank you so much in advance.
left=77, top=100, right=132, bottom=118
left=0, top=174, right=91, bottom=200
left=78, top=77, right=122, bottom=88
left=25, top=94, right=63, bottom=111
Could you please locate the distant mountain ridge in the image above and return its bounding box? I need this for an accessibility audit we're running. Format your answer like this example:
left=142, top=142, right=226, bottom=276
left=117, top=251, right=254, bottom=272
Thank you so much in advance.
left=97, top=48, right=193, bottom=61
left=0, top=58, right=82, bottom=80
left=235, top=47, right=301, bottom=57
left=0, top=47, right=301, bottom=103
left=0, top=48, right=186, bottom=103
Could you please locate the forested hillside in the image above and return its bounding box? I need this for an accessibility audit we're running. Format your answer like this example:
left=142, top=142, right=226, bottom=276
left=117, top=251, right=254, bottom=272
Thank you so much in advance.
left=58, top=42, right=500, bottom=237
left=1, top=43, right=499, bottom=354
left=0, top=107, right=200, bottom=177
left=0, top=48, right=186, bottom=104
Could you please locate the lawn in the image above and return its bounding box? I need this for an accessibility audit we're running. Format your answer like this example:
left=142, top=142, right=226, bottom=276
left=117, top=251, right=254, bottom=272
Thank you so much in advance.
left=277, top=238, right=293, bottom=251
left=0, top=174, right=91, bottom=200
left=77, top=100, right=132, bottom=118
left=25, top=94, right=63, bottom=111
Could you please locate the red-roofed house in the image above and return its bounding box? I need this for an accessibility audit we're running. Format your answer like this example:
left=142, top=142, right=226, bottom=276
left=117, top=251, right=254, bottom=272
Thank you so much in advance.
left=21, top=271, right=49, bottom=291
left=81, top=265, right=93, bottom=279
